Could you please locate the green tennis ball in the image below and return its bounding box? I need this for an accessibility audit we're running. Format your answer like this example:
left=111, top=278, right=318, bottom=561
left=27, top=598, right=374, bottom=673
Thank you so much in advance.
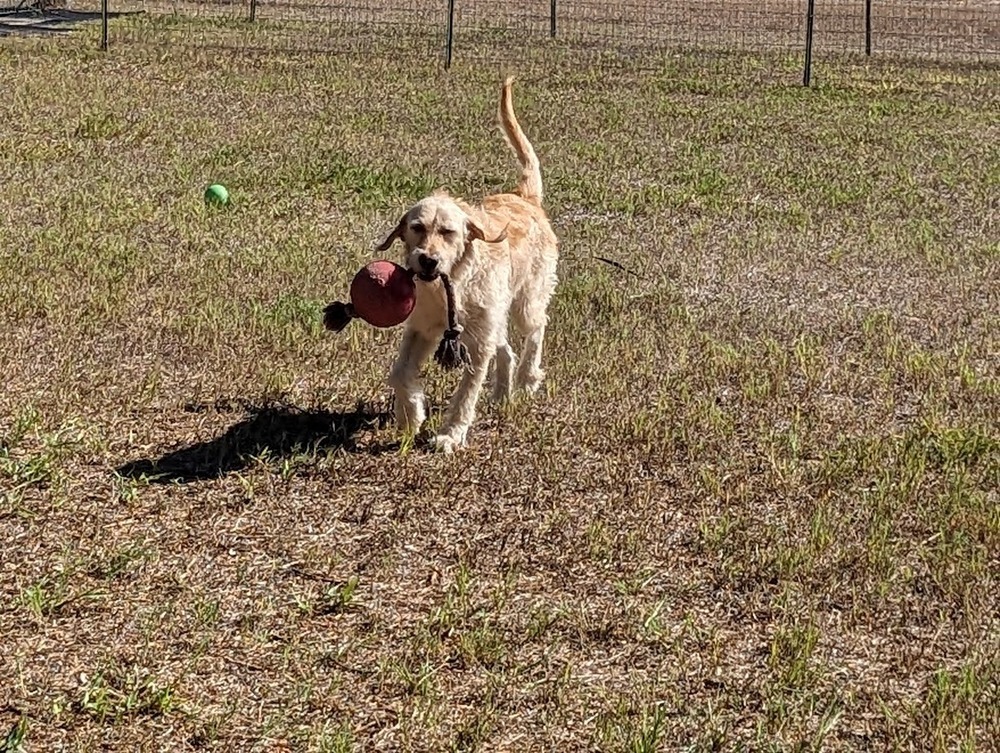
left=204, top=183, right=229, bottom=206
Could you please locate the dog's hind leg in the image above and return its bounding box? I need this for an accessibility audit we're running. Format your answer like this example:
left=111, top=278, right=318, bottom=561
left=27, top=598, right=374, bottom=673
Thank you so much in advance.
left=491, top=341, right=516, bottom=403
left=513, top=301, right=549, bottom=395
left=515, top=326, right=546, bottom=394
left=491, top=318, right=516, bottom=403
left=389, top=329, right=438, bottom=435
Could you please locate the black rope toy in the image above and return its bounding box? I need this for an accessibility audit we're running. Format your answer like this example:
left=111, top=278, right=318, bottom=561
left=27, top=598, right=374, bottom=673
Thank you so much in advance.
left=322, top=260, right=471, bottom=371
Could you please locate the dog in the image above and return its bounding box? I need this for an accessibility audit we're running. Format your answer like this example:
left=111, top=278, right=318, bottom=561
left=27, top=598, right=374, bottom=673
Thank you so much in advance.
left=376, top=77, right=559, bottom=453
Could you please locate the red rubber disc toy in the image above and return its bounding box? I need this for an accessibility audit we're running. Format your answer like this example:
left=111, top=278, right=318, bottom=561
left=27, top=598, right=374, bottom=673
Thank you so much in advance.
left=323, top=260, right=416, bottom=331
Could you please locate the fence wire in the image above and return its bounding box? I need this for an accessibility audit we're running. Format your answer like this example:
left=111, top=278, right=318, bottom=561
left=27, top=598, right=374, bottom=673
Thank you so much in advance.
left=4, top=1, right=999, bottom=73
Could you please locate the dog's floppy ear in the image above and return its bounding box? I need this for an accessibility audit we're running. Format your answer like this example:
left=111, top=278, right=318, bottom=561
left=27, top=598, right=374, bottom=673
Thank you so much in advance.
left=466, top=216, right=507, bottom=245
left=376, top=214, right=407, bottom=251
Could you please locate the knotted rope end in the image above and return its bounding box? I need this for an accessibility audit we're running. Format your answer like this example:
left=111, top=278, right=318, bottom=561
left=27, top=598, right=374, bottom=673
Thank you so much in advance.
left=322, top=301, right=356, bottom=333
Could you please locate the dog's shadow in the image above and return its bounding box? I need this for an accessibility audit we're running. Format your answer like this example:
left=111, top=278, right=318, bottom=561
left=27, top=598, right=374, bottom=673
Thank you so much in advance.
left=115, top=398, right=393, bottom=484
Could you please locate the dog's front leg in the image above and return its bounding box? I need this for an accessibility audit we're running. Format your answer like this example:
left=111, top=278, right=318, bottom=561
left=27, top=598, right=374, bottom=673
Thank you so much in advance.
left=430, top=340, right=493, bottom=454
left=389, top=329, right=437, bottom=436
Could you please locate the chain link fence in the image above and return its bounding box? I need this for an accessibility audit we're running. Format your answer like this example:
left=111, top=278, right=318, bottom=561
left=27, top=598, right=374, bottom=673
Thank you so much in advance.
left=3, top=1, right=999, bottom=80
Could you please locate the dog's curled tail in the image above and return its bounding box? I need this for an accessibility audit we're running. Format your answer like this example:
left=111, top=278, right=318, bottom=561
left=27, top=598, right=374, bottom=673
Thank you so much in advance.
left=499, top=76, right=543, bottom=206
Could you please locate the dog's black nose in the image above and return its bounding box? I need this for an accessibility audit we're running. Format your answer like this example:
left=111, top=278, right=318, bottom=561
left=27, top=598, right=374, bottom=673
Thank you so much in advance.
left=418, top=254, right=439, bottom=274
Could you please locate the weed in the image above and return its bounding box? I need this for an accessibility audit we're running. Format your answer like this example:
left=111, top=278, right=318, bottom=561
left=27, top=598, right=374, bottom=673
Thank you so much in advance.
left=77, top=665, right=177, bottom=722
left=0, top=718, right=28, bottom=753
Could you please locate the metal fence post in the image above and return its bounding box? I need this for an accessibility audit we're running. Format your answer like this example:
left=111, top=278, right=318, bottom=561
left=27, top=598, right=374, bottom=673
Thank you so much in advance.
left=100, top=0, right=108, bottom=50
left=865, top=0, right=872, bottom=55
left=803, top=0, right=816, bottom=85
left=445, top=0, right=456, bottom=69
left=550, top=0, right=557, bottom=37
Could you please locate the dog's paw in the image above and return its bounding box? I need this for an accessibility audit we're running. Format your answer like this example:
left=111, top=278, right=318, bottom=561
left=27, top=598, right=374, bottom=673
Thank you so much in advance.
left=429, top=434, right=464, bottom=454
left=393, top=395, right=426, bottom=434
left=515, top=368, right=545, bottom=395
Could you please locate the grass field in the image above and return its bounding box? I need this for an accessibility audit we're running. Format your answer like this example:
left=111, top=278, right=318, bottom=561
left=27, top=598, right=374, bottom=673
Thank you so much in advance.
left=1, top=16, right=999, bottom=753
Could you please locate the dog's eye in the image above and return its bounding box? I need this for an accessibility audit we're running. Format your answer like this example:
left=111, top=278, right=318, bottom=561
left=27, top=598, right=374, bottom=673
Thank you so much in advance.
left=410, top=223, right=425, bottom=234
left=441, top=228, right=456, bottom=237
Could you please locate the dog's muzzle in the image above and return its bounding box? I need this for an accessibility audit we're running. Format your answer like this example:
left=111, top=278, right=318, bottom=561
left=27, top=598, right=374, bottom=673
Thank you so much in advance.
left=416, top=253, right=440, bottom=282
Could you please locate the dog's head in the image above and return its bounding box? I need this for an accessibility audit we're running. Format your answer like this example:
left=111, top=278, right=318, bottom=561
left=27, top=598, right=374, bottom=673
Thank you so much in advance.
left=376, top=192, right=502, bottom=281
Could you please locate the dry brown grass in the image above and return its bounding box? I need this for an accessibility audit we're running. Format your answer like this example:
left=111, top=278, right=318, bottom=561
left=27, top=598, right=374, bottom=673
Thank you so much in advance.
left=1, top=17, right=998, bottom=753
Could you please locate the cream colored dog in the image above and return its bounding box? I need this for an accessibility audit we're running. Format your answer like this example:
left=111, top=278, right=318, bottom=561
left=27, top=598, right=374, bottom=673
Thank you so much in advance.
left=376, top=77, right=559, bottom=453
